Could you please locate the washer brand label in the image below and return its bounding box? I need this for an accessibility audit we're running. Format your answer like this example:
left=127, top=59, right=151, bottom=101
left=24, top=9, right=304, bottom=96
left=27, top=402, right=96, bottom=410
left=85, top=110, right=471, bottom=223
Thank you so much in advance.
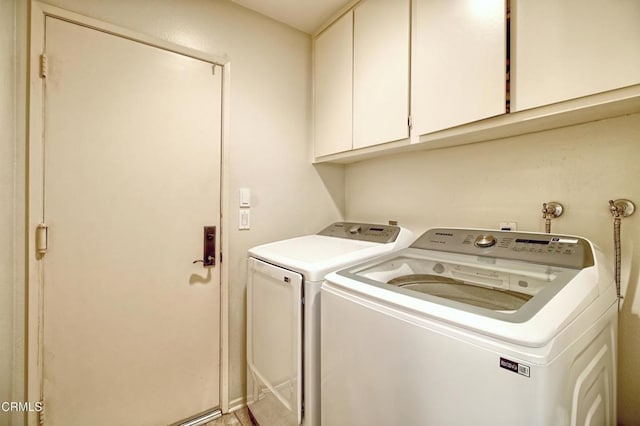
left=500, top=357, right=530, bottom=378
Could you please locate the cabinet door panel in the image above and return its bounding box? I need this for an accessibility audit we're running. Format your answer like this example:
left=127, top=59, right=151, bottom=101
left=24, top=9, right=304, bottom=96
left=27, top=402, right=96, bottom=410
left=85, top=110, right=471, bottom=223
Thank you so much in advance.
left=412, top=0, right=506, bottom=136
left=314, top=11, right=353, bottom=157
left=353, top=0, right=410, bottom=149
left=512, top=0, right=640, bottom=111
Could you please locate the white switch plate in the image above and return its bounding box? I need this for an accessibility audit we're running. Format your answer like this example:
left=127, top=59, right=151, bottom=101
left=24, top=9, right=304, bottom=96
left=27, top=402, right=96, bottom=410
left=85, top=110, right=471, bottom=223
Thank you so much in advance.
left=239, top=188, right=251, bottom=207
left=499, top=222, right=517, bottom=231
left=239, top=209, right=250, bottom=230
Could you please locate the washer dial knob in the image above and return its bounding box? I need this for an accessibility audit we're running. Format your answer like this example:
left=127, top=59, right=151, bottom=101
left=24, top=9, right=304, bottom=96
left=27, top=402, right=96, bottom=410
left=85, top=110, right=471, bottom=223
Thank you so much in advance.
left=474, top=234, right=496, bottom=248
left=348, top=225, right=361, bottom=234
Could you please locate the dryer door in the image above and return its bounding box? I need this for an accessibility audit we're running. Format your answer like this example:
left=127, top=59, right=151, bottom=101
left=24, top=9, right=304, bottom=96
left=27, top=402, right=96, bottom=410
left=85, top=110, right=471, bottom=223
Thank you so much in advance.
left=247, top=257, right=303, bottom=426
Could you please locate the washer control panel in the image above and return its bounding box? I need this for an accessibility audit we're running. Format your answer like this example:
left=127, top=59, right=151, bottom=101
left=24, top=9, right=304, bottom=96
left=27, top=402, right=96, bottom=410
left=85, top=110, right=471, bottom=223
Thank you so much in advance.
left=412, top=229, right=594, bottom=269
left=318, top=222, right=401, bottom=243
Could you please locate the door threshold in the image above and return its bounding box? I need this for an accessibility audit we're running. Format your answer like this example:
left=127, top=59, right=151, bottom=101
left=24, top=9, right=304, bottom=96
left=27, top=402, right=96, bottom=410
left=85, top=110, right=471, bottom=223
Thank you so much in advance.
left=175, top=408, right=222, bottom=426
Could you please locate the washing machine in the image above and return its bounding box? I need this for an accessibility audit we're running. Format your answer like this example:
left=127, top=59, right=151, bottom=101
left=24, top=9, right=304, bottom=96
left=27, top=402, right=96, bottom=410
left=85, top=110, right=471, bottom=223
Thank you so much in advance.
left=246, top=222, right=413, bottom=426
left=321, top=228, right=617, bottom=426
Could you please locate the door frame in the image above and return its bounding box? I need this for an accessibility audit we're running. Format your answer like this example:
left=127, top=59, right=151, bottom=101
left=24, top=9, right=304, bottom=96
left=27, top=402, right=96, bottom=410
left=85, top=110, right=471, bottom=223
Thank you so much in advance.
left=26, top=3, right=231, bottom=424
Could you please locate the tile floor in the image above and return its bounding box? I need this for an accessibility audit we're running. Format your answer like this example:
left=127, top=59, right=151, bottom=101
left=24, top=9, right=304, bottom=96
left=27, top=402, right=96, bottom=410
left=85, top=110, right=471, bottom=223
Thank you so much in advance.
left=204, top=407, right=253, bottom=426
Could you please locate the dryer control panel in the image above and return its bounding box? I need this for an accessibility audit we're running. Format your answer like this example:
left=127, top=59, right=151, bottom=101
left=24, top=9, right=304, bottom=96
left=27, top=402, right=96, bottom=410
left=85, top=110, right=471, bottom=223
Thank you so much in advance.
left=318, top=222, right=401, bottom=244
left=411, top=229, right=594, bottom=269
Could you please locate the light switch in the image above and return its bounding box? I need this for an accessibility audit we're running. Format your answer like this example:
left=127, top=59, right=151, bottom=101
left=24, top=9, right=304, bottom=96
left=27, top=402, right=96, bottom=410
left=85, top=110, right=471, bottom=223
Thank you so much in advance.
left=239, top=188, right=251, bottom=207
left=239, top=209, right=250, bottom=230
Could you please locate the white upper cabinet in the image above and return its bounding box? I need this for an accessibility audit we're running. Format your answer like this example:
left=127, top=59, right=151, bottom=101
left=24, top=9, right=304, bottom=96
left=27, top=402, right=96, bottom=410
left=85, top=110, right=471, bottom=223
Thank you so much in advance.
left=313, top=0, right=640, bottom=163
left=353, top=0, right=410, bottom=149
left=511, top=0, right=640, bottom=112
left=314, top=11, right=353, bottom=157
left=412, top=0, right=506, bottom=136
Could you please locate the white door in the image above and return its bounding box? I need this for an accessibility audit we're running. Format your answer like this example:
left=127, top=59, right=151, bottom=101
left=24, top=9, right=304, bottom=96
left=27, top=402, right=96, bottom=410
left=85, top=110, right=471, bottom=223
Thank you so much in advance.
left=411, top=0, right=506, bottom=135
left=41, top=17, right=222, bottom=426
left=511, top=0, right=640, bottom=111
left=352, top=0, right=409, bottom=149
left=246, top=258, right=302, bottom=426
left=313, top=10, right=353, bottom=158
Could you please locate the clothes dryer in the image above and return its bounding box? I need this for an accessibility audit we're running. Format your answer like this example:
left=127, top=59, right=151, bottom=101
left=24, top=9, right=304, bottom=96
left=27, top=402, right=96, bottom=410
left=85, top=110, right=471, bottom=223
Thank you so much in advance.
left=322, top=228, right=617, bottom=426
left=247, top=222, right=413, bottom=426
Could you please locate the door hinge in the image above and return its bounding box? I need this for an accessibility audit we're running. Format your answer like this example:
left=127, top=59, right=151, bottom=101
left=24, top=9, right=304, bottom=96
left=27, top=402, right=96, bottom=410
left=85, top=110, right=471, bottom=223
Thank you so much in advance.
left=36, top=224, right=48, bottom=257
left=212, top=64, right=216, bottom=75
left=39, top=54, right=48, bottom=79
left=408, top=115, right=412, bottom=130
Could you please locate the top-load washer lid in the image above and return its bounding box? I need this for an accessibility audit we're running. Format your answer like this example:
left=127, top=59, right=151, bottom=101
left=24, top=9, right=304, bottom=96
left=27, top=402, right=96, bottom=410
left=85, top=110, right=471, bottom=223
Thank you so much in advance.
left=334, top=228, right=603, bottom=324
left=248, top=222, right=413, bottom=282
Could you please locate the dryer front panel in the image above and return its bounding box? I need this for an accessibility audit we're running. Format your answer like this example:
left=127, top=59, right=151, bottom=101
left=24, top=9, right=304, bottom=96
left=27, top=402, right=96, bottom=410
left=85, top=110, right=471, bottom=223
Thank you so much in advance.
left=247, top=257, right=302, bottom=426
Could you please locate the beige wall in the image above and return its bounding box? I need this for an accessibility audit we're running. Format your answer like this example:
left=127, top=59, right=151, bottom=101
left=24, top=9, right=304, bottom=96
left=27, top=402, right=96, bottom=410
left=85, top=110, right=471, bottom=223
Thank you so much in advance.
left=7, top=0, right=343, bottom=416
left=0, top=0, right=16, bottom=424
left=345, top=113, right=640, bottom=424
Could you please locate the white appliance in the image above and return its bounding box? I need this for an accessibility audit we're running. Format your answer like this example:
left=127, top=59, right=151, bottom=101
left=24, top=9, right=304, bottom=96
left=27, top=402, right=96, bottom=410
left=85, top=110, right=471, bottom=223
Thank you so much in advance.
left=322, top=228, right=617, bottom=426
left=246, top=222, right=413, bottom=426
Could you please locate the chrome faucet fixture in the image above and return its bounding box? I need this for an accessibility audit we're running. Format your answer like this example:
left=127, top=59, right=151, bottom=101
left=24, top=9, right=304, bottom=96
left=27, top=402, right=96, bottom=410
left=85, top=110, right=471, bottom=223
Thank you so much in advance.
left=541, top=201, right=564, bottom=233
